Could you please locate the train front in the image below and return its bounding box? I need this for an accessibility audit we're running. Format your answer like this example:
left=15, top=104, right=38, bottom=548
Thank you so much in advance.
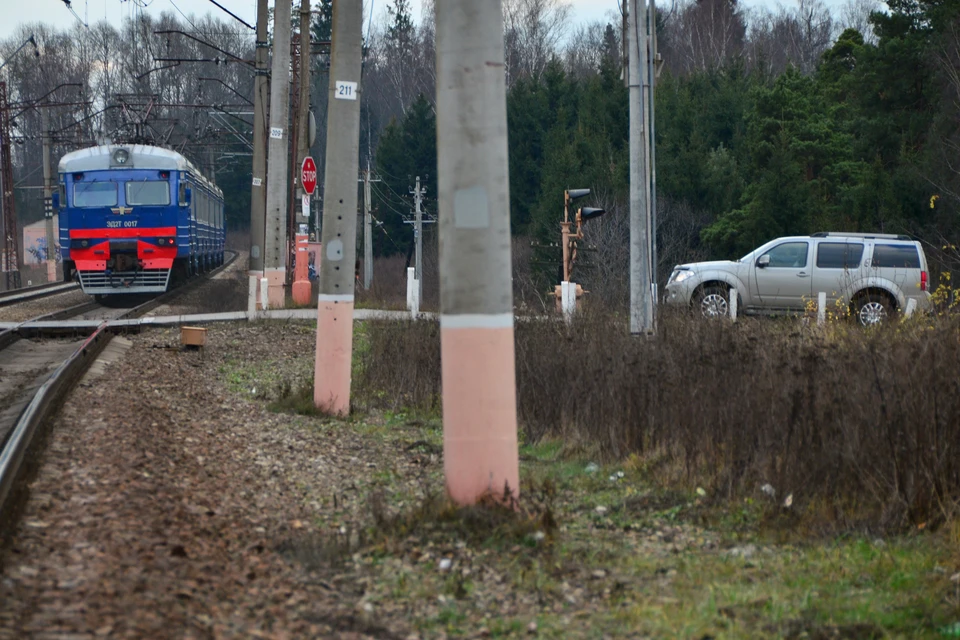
left=57, top=146, right=182, bottom=295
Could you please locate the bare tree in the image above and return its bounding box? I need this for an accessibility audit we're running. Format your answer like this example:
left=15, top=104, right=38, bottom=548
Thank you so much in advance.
left=664, top=0, right=747, bottom=74
left=838, top=0, right=881, bottom=45
left=503, top=0, right=573, bottom=85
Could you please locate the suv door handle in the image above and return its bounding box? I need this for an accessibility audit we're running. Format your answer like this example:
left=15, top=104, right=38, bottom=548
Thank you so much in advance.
left=797, top=272, right=808, bottom=278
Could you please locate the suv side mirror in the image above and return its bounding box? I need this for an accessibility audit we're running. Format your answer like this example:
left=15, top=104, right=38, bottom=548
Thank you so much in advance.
left=757, top=254, right=770, bottom=268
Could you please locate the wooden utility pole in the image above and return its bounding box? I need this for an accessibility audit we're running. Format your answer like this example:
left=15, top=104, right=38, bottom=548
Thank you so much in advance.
left=264, top=0, right=292, bottom=308
left=436, top=0, right=519, bottom=505
left=248, top=0, right=269, bottom=312
left=314, top=0, right=363, bottom=415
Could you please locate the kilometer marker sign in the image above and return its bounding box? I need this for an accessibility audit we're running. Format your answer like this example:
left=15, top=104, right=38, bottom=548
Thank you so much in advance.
left=301, top=157, right=317, bottom=195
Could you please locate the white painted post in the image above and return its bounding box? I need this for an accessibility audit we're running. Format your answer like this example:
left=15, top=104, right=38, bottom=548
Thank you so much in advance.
left=411, top=279, right=421, bottom=317
left=406, top=267, right=416, bottom=312
left=259, top=277, right=268, bottom=313
left=817, top=292, right=827, bottom=326
left=729, top=287, right=738, bottom=321
left=905, top=298, right=918, bottom=318
left=247, top=274, right=258, bottom=319
left=561, top=281, right=575, bottom=323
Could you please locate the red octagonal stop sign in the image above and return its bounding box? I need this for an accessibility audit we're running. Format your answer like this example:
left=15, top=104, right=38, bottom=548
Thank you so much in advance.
left=301, top=157, right=317, bottom=195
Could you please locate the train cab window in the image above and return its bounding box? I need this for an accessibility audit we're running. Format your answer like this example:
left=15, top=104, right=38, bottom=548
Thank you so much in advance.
left=179, top=182, right=188, bottom=206
left=74, top=181, right=118, bottom=207
left=126, top=180, right=170, bottom=206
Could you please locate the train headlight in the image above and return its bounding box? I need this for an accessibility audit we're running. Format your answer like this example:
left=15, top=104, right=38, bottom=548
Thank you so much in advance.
left=112, top=148, right=130, bottom=166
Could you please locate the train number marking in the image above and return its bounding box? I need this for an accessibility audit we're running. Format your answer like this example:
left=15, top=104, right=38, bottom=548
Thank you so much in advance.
left=107, top=220, right=138, bottom=228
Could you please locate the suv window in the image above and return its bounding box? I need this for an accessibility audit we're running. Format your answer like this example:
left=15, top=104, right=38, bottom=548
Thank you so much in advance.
left=763, top=242, right=809, bottom=268
left=816, top=242, right=864, bottom=269
left=872, top=244, right=921, bottom=269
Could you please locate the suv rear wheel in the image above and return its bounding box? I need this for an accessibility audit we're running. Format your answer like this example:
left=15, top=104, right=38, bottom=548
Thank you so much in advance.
left=695, top=285, right=729, bottom=319
left=854, top=292, right=893, bottom=326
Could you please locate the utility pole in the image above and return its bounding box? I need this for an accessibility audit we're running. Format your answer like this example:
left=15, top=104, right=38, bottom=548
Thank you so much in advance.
left=297, top=0, right=312, bottom=227
left=264, top=0, right=292, bottom=308
left=648, top=0, right=659, bottom=292
left=41, top=106, right=56, bottom=283
left=436, top=0, right=519, bottom=505
left=411, top=175, right=425, bottom=302
left=248, top=0, right=269, bottom=312
left=0, top=82, right=19, bottom=291
left=363, top=163, right=373, bottom=289
left=314, top=0, right=363, bottom=415
left=628, top=0, right=654, bottom=335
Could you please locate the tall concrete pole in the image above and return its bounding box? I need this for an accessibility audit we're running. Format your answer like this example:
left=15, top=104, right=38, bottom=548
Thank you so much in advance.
left=41, top=107, right=56, bottom=283
left=313, top=0, right=363, bottom=415
left=363, top=164, right=372, bottom=290
left=264, top=0, right=293, bottom=308
left=629, top=0, right=654, bottom=335
left=436, top=0, right=519, bottom=505
left=297, top=0, right=311, bottom=226
left=649, top=0, right=659, bottom=291
left=249, top=0, right=270, bottom=310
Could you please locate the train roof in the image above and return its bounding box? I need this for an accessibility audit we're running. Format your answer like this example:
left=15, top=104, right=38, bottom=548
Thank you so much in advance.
left=58, top=144, right=222, bottom=198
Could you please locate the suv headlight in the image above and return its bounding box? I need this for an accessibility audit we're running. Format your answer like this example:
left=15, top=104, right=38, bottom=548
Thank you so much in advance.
left=669, top=269, right=694, bottom=285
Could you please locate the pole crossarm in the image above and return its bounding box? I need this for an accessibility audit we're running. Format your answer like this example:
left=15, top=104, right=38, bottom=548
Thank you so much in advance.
left=154, top=30, right=255, bottom=67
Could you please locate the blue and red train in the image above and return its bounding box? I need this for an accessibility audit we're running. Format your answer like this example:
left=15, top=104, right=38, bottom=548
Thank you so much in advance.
left=55, top=144, right=225, bottom=295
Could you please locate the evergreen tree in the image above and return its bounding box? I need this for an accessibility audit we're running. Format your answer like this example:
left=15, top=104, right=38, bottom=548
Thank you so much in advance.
left=374, top=94, right=437, bottom=256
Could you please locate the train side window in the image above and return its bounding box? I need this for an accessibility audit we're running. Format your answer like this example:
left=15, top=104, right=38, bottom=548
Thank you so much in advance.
left=179, top=182, right=188, bottom=207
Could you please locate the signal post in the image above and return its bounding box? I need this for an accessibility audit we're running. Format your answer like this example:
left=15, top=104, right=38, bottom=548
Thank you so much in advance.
left=293, top=156, right=316, bottom=305
left=314, top=0, right=363, bottom=415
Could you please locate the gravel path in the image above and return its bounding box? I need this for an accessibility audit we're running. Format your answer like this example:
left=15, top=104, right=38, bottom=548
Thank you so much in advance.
left=0, top=322, right=416, bottom=639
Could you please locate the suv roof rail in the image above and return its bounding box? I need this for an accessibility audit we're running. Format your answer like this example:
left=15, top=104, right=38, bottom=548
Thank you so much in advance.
left=810, top=232, right=912, bottom=240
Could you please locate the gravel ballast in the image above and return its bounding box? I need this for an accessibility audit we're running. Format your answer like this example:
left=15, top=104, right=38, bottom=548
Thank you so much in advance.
left=0, top=322, right=415, bottom=639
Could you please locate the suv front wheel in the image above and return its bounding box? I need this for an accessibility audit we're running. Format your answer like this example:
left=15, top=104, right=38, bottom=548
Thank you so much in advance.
left=695, top=285, right=730, bottom=319
left=853, top=292, right=893, bottom=326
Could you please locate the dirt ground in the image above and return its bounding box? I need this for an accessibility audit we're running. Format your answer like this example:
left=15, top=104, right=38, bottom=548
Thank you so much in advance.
left=0, top=321, right=953, bottom=639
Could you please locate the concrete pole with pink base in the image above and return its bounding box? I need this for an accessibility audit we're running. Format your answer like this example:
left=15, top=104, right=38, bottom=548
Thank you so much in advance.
left=313, top=0, right=363, bottom=416
left=264, top=0, right=292, bottom=309
left=436, top=0, right=520, bottom=505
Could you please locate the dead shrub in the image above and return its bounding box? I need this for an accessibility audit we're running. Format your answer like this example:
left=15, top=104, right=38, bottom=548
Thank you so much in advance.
left=357, top=308, right=960, bottom=533
left=354, top=319, right=441, bottom=411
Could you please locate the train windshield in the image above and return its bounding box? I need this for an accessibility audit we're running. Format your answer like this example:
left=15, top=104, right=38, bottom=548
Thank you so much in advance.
left=74, top=181, right=118, bottom=207
left=126, top=180, right=170, bottom=206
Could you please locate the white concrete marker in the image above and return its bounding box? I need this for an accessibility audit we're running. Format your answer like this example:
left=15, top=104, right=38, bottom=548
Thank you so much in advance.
left=818, top=292, right=827, bottom=326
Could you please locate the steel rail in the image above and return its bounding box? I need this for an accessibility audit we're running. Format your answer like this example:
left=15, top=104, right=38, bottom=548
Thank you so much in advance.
left=0, top=249, right=239, bottom=520
left=0, top=325, right=110, bottom=518
left=0, top=282, right=79, bottom=308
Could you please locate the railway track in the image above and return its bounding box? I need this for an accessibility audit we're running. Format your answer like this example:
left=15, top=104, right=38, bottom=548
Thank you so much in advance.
left=0, top=281, right=80, bottom=309
left=0, top=251, right=238, bottom=519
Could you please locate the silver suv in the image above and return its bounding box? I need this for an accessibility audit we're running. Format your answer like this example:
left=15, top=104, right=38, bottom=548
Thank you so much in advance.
left=664, top=233, right=932, bottom=324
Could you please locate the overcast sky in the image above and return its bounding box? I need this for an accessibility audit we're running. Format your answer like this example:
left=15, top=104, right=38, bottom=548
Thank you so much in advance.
left=2, top=0, right=850, bottom=44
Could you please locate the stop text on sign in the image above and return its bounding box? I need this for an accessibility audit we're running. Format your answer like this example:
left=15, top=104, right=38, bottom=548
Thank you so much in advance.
left=301, top=156, right=317, bottom=195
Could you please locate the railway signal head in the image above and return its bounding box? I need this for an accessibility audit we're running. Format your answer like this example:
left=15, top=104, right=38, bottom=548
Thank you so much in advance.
left=579, top=207, right=606, bottom=222
left=567, top=188, right=590, bottom=201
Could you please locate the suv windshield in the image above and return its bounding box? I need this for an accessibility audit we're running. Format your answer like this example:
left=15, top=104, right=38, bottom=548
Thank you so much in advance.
left=125, top=180, right=170, bottom=206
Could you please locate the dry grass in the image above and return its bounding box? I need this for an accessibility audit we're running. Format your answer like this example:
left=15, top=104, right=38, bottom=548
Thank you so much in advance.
left=356, top=309, right=960, bottom=534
